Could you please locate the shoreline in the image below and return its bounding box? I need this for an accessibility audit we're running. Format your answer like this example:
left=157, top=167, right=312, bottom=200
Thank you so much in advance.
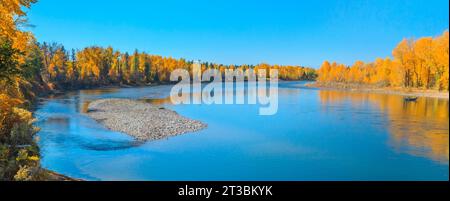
left=85, top=98, right=207, bottom=141
left=43, top=169, right=83, bottom=181
left=306, top=82, right=449, bottom=99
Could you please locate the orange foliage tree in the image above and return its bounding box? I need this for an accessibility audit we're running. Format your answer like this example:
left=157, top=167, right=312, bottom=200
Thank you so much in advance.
left=317, top=31, right=449, bottom=91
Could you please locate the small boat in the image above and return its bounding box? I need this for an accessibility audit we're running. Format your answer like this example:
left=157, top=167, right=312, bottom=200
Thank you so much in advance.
left=404, top=96, right=418, bottom=102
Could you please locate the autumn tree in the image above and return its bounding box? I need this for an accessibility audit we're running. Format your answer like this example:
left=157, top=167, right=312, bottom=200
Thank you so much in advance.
left=1, top=0, right=46, bottom=181
left=121, top=52, right=130, bottom=83
left=317, top=31, right=449, bottom=91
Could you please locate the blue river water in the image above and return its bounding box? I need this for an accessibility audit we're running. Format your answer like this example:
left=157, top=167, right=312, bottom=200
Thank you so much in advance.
left=34, top=81, right=449, bottom=180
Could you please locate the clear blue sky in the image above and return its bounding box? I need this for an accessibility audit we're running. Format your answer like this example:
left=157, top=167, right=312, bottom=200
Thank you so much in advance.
left=27, top=0, right=448, bottom=68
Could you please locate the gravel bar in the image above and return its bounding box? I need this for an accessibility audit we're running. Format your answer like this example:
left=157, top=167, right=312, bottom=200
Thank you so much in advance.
left=85, top=98, right=207, bottom=141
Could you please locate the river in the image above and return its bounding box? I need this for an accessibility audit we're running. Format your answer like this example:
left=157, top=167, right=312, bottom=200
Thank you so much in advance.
left=34, top=81, right=449, bottom=180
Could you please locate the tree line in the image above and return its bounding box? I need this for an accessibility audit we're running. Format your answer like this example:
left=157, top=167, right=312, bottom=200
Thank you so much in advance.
left=317, top=31, right=449, bottom=91
left=38, top=44, right=317, bottom=90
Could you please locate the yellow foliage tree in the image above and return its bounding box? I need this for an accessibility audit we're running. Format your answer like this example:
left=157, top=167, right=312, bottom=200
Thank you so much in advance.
left=317, top=31, right=449, bottom=91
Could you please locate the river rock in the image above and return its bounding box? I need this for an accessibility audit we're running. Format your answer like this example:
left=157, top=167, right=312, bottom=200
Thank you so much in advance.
left=85, top=98, right=207, bottom=141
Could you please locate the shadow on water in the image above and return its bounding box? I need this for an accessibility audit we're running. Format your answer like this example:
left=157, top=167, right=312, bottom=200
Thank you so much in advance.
left=80, top=140, right=145, bottom=151
left=79, top=88, right=120, bottom=95
left=139, top=97, right=172, bottom=105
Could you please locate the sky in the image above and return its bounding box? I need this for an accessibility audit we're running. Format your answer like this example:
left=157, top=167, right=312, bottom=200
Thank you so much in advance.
left=27, top=0, right=449, bottom=68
